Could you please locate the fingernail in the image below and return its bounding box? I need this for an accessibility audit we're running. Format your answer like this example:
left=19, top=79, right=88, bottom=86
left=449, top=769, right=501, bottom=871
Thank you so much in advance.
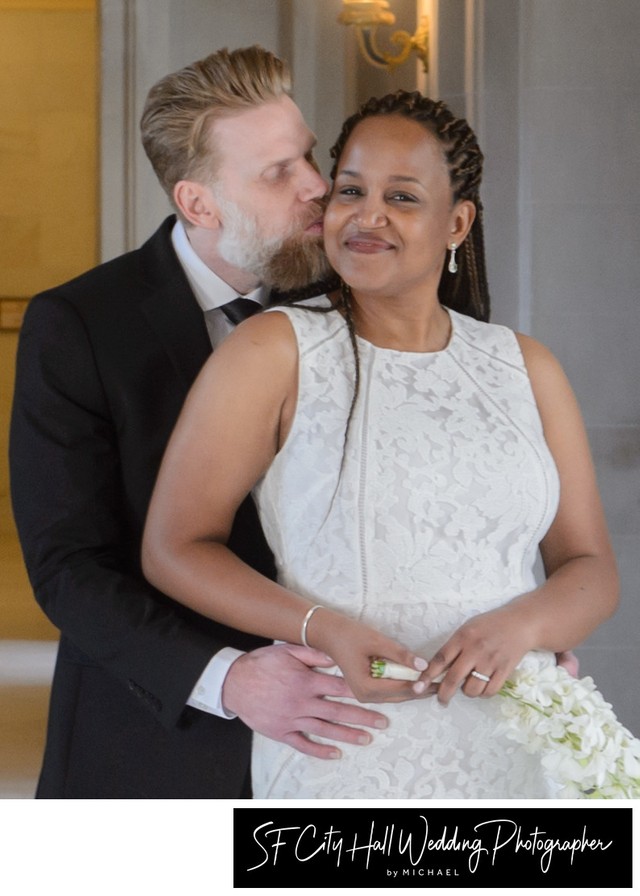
left=329, top=750, right=341, bottom=759
left=414, top=658, right=429, bottom=671
left=413, top=681, right=426, bottom=694
left=374, top=719, right=388, bottom=729
left=357, top=734, right=372, bottom=745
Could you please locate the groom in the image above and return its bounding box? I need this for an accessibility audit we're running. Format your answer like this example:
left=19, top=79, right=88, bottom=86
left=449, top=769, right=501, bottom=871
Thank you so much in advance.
left=9, top=45, right=387, bottom=798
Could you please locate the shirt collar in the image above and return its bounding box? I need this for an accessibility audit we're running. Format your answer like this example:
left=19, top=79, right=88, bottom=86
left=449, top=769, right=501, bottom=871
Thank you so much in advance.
left=171, top=219, right=268, bottom=312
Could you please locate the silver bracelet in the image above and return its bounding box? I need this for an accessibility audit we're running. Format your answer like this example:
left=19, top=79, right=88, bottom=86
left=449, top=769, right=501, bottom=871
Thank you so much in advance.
left=300, top=604, right=323, bottom=648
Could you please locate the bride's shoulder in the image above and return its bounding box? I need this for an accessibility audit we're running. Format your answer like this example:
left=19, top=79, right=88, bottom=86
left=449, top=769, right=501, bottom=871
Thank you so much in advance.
left=264, top=296, right=342, bottom=346
left=195, top=308, right=299, bottom=404
left=514, top=331, right=580, bottom=424
left=514, top=331, right=565, bottom=383
left=222, top=305, right=299, bottom=356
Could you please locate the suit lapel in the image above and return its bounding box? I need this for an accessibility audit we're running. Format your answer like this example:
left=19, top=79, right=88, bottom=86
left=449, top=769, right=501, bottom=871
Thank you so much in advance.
left=137, top=217, right=212, bottom=388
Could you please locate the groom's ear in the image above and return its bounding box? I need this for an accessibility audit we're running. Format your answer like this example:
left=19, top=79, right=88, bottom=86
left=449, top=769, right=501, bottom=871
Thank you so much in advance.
left=173, top=180, right=222, bottom=231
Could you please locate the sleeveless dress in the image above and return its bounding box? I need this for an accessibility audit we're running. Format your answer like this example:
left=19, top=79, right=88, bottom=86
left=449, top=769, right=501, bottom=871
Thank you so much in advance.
left=251, top=298, right=560, bottom=798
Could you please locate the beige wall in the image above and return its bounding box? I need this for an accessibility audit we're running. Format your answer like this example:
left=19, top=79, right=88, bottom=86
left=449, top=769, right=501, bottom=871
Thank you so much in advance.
left=0, top=0, right=98, bottom=639
left=0, top=0, right=98, bottom=297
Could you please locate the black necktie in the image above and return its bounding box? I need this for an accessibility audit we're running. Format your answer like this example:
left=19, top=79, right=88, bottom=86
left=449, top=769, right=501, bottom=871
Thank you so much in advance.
left=220, top=298, right=262, bottom=325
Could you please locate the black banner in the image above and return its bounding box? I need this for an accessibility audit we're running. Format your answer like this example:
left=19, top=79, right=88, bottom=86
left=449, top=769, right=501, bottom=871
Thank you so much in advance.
left=233, top=806, right=632, bottom=888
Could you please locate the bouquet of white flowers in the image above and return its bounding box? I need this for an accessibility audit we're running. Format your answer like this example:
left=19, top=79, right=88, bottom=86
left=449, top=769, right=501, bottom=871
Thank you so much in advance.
left=498, top=661, right=640, bottom=798
left=370, top=656, right=640, bottom=798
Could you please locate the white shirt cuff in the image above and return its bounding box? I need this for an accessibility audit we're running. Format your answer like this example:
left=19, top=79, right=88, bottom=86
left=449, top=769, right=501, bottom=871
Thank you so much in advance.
left=186, top=647, right=245, bottom=719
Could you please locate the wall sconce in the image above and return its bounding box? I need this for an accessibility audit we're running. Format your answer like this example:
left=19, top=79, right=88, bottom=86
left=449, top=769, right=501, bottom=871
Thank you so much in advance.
left=338, top=1, right=429, bottom=73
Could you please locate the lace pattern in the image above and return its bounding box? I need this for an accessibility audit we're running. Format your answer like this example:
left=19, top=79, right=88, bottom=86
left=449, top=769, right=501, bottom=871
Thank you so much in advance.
left=252, top=298, right=560, bottom=798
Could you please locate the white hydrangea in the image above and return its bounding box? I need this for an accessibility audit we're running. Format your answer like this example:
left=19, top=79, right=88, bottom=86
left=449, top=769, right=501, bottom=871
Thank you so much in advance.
left=497, top=664, right=640, bottom=798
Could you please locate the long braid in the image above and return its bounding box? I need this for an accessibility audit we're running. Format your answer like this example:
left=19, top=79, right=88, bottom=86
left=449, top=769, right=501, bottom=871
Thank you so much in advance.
left=338, top=281, right=361, bottom=414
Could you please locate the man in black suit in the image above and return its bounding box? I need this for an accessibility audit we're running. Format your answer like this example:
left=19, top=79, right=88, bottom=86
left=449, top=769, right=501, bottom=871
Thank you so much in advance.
left=9, top=45, right=386, bottom=798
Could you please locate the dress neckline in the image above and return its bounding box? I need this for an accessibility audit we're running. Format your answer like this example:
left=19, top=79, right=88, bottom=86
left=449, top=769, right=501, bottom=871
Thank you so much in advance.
left=353, top=307, right=456, bottom=357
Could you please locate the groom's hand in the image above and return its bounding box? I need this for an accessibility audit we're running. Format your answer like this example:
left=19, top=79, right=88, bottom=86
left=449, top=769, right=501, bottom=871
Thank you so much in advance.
left=221, top=643, right=388, bottom=759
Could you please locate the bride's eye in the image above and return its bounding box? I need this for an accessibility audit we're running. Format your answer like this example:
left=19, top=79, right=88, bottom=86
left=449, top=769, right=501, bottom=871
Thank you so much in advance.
left=337, top=185, right=363, bottom=197
left=388, top=191, right=418, bottom=203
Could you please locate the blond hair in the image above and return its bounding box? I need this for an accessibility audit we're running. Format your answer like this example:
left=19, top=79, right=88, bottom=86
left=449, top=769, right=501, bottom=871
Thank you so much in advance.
left=140, top=45, right=291, bottom=202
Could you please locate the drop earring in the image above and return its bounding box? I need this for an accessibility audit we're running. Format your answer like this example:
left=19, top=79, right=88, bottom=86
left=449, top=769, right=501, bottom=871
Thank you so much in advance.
left=448, top=243, right=458, bottom=274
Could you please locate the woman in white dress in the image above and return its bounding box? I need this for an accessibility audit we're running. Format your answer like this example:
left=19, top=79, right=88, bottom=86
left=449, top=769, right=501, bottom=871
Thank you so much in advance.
left=142, top=92, right=619, bottom=797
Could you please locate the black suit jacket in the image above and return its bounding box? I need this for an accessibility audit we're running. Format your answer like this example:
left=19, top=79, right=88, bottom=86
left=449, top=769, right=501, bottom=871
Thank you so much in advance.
left=9, top=216, right=275, bottom=798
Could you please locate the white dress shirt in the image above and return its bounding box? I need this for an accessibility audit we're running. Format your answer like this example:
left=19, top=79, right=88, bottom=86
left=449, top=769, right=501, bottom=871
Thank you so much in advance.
left=171, top=220, right=269, bottom=718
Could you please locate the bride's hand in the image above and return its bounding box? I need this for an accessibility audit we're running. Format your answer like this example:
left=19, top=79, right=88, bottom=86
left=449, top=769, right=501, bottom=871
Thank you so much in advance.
left=423, top=605, right=535, bottom=706
left=305, top=608, right=431, bottom=704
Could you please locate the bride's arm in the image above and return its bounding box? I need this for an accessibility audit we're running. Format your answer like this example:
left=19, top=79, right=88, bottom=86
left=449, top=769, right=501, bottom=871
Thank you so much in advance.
left=424, top=334, right=619, bottom=704
left=142, top=310, right=427, bottom=702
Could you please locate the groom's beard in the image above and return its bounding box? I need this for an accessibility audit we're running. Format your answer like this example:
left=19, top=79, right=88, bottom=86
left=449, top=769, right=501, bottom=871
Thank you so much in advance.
left=215, top=193, right=332, bottom=292
left=263, top=226, right=332, bottom=293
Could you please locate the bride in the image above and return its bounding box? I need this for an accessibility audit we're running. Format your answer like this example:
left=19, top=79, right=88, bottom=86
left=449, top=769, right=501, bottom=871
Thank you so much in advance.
left=142, top=91, right=618, bottom=798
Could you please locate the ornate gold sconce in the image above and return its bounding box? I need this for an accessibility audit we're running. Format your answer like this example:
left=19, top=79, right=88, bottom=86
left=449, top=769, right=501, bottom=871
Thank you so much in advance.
left=338, top=1, right=429, bottom=73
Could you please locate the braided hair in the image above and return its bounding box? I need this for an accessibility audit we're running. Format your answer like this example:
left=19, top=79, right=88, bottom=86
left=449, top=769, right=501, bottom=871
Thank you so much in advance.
left=329, top=90, right=490, bottom=323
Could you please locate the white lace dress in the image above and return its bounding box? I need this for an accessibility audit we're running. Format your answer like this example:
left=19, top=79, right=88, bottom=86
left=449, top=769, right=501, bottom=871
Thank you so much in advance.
left=251, top=298, right=560, bottom=798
